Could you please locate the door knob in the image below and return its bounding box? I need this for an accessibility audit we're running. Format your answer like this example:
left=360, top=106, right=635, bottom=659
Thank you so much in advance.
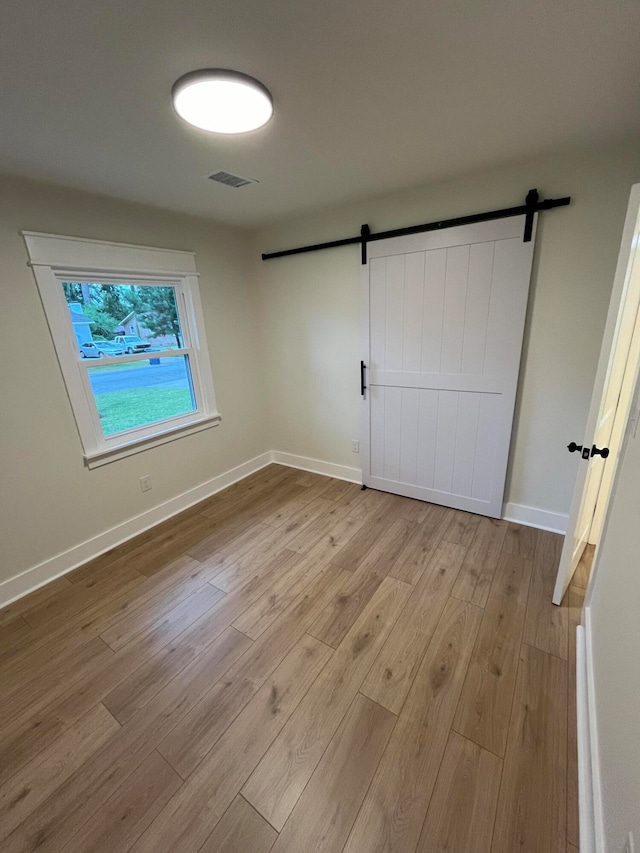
left=567, top=442, right=610, bottom=460
left=567, top=442, right=591, bottom=460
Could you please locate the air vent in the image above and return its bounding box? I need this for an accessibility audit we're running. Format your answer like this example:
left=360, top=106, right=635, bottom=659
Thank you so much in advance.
left=206, top=170, right=258, bottom=188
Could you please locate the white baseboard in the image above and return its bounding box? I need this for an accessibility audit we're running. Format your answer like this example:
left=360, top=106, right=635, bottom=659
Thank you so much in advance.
left=269, top=456, right=567, bottom=535
left=270, top=451, right=362, bottom=484
left=577, top=607, right=605, bottom=853
left=502, top=501, right=568, bottom=534
left=0, top=449, right=567, bottom=609
left=0, top=451, right=273, bottom=609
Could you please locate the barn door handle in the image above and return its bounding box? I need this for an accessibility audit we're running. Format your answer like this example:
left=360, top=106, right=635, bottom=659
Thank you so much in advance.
left=591, top=444, right=610, bottom=459
left=360, top=361, right=367, bottom=397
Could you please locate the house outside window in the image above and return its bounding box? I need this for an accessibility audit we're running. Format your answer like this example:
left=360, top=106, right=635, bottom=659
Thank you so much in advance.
left=24, top=232, right=221, bottom=467
left=68, top=302, right=95, bottom=345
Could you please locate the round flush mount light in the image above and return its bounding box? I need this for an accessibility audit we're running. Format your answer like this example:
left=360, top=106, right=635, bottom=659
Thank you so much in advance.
left=172, top=69, right=273, bottom=134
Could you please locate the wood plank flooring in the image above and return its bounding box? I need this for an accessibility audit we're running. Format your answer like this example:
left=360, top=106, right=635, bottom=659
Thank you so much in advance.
left=0, top=464, right=589, bottom=853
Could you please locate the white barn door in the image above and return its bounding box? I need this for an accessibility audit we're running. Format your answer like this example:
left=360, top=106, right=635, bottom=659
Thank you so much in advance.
left=360, top=216, right=535, bottom=518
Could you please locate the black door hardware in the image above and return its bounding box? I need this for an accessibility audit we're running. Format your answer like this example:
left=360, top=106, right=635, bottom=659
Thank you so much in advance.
left=567, top=442, right=590, bottom=460
left=262, top=189, right=572, bottom=263
left=568, top=442, right=610, bottom=460
left=360, top=361, right=367, bottom=397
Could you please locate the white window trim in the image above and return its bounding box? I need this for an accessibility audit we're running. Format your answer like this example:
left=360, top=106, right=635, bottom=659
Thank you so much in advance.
left=23, top=231, right=221, bottom=468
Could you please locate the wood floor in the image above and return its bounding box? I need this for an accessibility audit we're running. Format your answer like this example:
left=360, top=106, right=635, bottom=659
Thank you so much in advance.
left=0, top=464, right=589, bottom=853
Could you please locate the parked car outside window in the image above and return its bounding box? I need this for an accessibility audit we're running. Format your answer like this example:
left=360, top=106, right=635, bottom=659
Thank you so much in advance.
left=79, top=341, right=102, bottom=358
left=113, top=335, right=152, bottom=354
left=95, top=341, right=125, bottom=357
left=79, top=341, right=126, bottom=358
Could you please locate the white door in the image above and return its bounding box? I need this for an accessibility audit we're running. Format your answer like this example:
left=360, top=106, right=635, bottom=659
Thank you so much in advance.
left=360, top=215, right=535, bottom=518
left=553, top=185, right=640, bottom=604
left=576, top=316, right=640, bottom=853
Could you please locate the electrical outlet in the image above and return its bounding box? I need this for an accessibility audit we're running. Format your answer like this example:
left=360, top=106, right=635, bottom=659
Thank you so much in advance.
left=140, top=475, right=152, bottom=493
left=352, top=440, right=360, bottom=453
left=624, top=832, right=635, bottom=853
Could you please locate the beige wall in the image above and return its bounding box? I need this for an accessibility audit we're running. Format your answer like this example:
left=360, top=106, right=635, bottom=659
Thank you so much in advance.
left=254, top=143, right=640, bottom=516
left=0, top=174, right=266, bottom=586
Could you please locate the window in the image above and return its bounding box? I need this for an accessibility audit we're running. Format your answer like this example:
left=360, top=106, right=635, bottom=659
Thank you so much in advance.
left=24, top=232, right=221, bottom=467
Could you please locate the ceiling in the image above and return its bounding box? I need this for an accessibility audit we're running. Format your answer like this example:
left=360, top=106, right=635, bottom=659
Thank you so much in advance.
left=1, top=0, right=639, bottom=227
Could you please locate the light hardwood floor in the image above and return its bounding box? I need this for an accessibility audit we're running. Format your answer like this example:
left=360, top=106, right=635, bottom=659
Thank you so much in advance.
left=0, top=464, right=590, bottom=853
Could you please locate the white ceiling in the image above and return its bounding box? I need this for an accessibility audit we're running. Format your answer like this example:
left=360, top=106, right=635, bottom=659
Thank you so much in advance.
left=1, top=0, right=639, bottom=227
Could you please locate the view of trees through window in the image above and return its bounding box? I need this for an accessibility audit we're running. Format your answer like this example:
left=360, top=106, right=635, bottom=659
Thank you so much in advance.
left=62, top=282, right=183, bottom=348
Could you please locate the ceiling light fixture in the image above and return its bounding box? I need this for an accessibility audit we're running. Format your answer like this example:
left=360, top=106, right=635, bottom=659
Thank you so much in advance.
left=172, top=69, right=273, bottom=134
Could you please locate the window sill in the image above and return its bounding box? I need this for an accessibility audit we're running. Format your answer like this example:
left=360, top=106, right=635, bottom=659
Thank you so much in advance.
left=84, top=413, right=222, bottom=468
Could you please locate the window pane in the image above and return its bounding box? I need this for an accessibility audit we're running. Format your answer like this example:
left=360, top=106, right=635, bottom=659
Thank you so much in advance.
left=62, top=281, right=184, bottom=354
left=87, top=356, right=196, bottom=437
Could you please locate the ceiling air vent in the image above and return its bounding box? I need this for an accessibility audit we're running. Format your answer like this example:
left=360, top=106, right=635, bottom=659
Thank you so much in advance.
left=206, top=170, right=258, bottom=188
